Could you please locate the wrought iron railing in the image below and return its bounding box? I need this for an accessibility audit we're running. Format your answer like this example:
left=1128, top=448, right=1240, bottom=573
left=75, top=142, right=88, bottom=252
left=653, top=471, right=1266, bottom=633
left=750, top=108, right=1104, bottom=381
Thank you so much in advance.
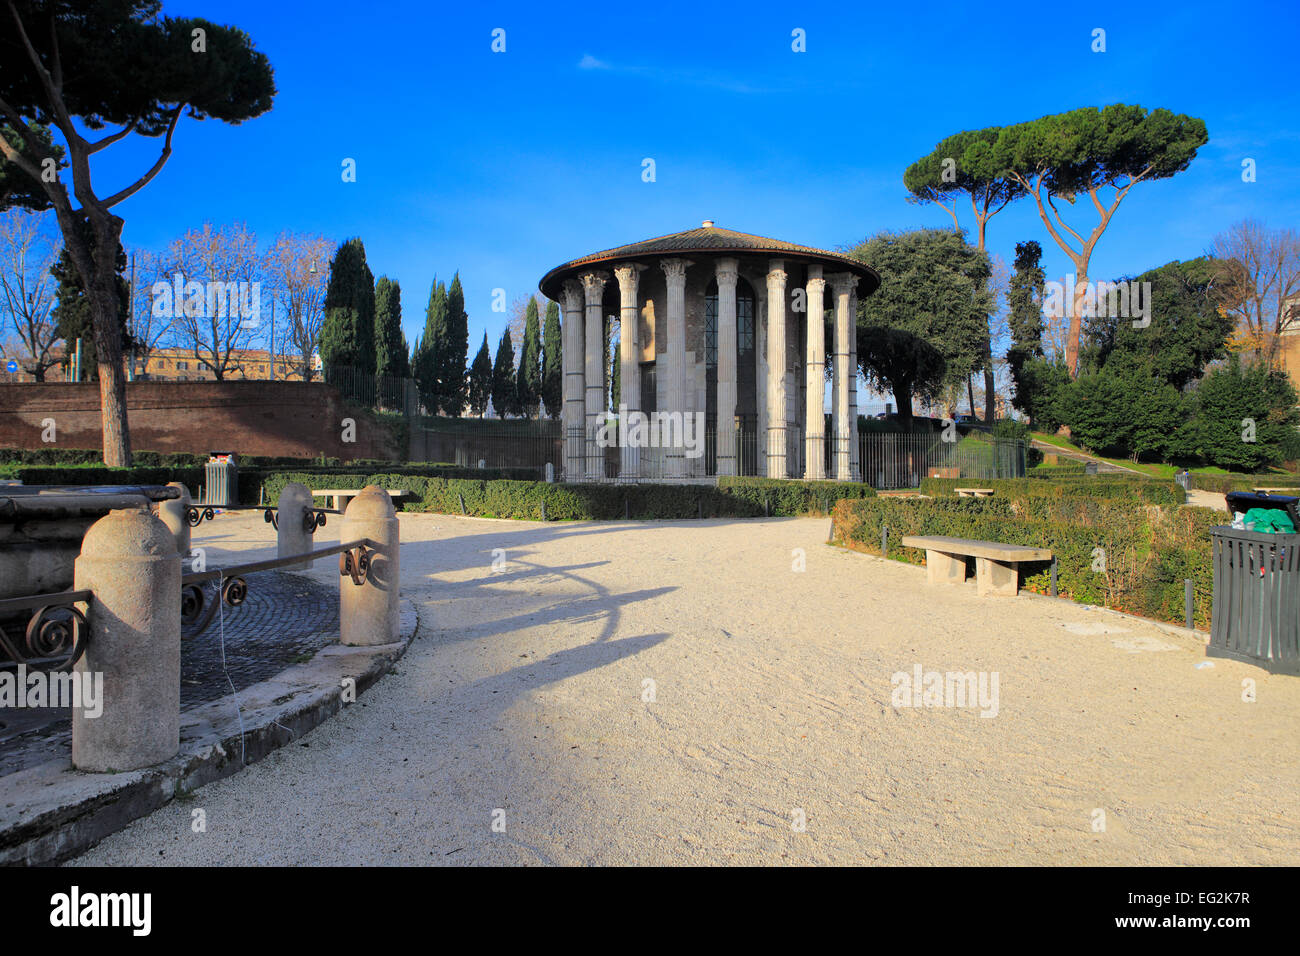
left=185, top=503, right=339, bottom=530
left=0, top=536, right=383, bottom=671
left=179, top=537, right=379, bottom=636
left=0, top=589, right=92, bottom=672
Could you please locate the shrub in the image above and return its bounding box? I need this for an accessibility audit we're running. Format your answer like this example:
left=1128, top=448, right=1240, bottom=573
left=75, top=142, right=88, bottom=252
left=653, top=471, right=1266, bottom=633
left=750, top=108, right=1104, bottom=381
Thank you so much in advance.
left=260, top=471, right=874, bottom=520
left=918, top=475, right=1182, bottom=505
left=832, top=495, right=1219, bottom=629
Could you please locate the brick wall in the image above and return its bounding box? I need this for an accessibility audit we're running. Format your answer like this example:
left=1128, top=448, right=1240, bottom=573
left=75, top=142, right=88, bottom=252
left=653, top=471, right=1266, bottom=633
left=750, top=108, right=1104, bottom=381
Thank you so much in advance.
left=0, top=381, right=401, bottom=460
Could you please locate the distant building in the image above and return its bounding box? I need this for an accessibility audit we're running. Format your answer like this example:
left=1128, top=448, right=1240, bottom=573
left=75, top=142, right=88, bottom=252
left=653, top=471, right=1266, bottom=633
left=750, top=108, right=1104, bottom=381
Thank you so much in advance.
left=134, top=346, right=313, bottom=382
left=0, top=344, right=317, bottom=383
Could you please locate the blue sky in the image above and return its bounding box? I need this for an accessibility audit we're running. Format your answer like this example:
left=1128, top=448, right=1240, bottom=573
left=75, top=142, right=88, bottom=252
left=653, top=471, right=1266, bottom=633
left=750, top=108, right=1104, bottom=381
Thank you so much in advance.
left=94, top=0, right=1300, bottom=389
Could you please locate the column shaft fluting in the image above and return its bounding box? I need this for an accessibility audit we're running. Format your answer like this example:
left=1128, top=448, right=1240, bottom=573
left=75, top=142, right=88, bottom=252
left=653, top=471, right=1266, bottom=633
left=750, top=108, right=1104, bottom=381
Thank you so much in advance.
left=830, top=273, right=854, bottom=481
left=765, top=261, right=788, bottom=478
left=716, top=258, right=739, bottom=476
left=848, top=287, right=861, bottom=481
left=661, top=258, right=690, bottom=479
left=561, top=279, right=585, bottom=481
left=614, top=264, right=641, bottom=480
left=581, top=272, right=608, bottom=480
left=804, top=268, right=826, bottom=480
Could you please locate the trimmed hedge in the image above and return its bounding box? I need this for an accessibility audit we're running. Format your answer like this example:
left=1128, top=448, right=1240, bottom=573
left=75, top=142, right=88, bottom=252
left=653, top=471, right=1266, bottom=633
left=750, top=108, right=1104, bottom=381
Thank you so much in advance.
left=0, top=461, right=542, bottom=503
left=1028, top=463, right=1088, bottom=477
left=259, top=471, right=875, bottom=520
left=715, top=475, right=875, bottom=515
left=1184, top=473, right=1300, bottom=496
left=918, top=475, right=1183, bottom=505
left=831, top=496, right=1218, bottom=629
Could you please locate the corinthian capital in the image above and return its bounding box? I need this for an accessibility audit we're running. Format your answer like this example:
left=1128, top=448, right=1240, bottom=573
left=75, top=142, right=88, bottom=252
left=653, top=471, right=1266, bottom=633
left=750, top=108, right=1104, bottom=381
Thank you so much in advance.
left=612, top=263, right=641, bottom=295
left=580, top=271, right=609, bottom=303
left=660, top=258, right=691, bottom=284
left=561, top=279, right=584, bottom=313
left=767, top=260, right=787, bottom=291
left=806, top=276, right=827, bottom=295
left=828, top=272, right=858, bottom=297
left=715, top=257, right=739, bottom=287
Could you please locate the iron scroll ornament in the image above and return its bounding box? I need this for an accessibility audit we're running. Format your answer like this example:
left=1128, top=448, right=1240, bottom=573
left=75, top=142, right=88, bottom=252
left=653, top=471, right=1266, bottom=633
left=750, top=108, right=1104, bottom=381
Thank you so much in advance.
left=0, top=603, right=89, bottom=672
left=180, top=576, right=248, bottom=636
left=340, top=544, right=371, bottom=585
left=263, top=508, right=328, bottom=534
left=187, top=505, right=216, bottom=527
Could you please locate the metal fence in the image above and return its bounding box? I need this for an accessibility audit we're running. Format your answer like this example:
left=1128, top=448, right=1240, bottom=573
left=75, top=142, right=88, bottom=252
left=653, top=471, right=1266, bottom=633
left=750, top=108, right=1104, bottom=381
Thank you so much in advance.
left=556, top=422, right=1026, bottom=486
left=860, top=432, right=1027, bottom=489
left=410, top=418, right=563, bottom=473
left=322, top=366, right=420, bottom=416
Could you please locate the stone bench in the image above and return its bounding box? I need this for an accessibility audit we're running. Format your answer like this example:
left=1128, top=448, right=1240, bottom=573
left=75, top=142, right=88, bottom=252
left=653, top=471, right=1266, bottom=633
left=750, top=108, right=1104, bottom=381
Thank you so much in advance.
left=313, top=488, right=411, bottom=513
left=901, top=535, right=1052, bottom=597
left=954, top=488, right=995, bottom=498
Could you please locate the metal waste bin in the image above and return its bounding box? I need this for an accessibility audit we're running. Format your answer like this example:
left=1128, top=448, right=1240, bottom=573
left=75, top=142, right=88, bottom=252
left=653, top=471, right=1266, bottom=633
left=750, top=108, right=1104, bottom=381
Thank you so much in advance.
left=204, top=452, right=238, bottom=507
left=1175, top=470, right=1191, bottom=492
left=1085, top=461, right=1098, bottom=475
left=1209, top=519, right=1300, bottom=673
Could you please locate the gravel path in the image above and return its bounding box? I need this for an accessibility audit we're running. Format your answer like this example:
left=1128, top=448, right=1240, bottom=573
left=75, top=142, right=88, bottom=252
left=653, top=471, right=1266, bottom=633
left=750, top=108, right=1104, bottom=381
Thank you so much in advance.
left=71, top=512, right=1299, bottom=865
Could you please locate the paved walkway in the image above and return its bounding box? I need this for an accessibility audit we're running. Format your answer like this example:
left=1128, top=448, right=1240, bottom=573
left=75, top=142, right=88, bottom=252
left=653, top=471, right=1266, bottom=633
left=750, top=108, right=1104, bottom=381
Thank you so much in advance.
left=71, top=512, right=1299, bottom=865
left=1031, top=440, right=1142, bottom=476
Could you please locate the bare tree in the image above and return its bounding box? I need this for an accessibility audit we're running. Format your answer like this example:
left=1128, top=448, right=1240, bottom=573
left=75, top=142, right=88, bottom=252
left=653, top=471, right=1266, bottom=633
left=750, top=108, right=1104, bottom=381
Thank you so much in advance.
left=0, top=207, right=59, bottom=379
left=265, top=231, right=331, bottom=380
left=124, top=246, right=174, bottom=379
left=164, top=221, right=264, bottom=380
left=1210, top=219, right=1300, bottom=368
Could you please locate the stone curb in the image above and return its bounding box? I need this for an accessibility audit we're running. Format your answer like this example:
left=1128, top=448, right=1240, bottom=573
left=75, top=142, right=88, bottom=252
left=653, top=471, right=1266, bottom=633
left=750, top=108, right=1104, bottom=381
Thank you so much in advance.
left=0, top=600, right=419, bottom=866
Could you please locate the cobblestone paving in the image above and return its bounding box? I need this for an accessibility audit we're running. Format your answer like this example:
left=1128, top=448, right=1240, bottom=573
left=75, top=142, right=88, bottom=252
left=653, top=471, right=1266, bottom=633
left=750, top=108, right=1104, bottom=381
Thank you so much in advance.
left=0, top=570, right=338, bottom=777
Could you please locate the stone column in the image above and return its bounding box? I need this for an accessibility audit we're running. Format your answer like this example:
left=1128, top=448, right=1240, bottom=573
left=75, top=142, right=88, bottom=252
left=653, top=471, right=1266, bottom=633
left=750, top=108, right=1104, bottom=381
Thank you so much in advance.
left=614, top=263, right=642, bottom=480
left=715, top=258, right=739, bottom=476
left=803, top=268, right=826, bottom=480
left=848, top=285, right=862, bottom=481
left=830, top=273, right=855, bottom=481
left=765, top=260, right=788, bottom=478
left=340, top=486, right=400, bottom=646
left=661, top=258, right=690, bottom=479
left=158, top=481, right=192, bottom=557
left=277, top=482, right=313, bottom=570
left=581, top=271, right=608, bottom=480
left=73, top=508, right=181, bottom=772
left=561, top=279, right=585, bottom=481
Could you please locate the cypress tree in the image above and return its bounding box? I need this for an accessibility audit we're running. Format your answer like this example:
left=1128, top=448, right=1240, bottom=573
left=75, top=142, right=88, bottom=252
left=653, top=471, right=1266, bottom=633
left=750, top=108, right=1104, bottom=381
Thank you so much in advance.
left=541, top=299, right=562, bottom=419
left=469, top=332, right=493, bottom=416
left=413, top=278, right=447, bottom=415
left=50, top=220, right=131, bottom=381
left=442, top=273, right=469, bottom=415
left=320, top=238, right=377, bottom=373
left=516, top=296, right=542, bottom=417
left=1007, top=240, right=1046, bottom=418
left=373, top=277, right=410, bottom=379
left=491, top=328, right=516, bottom=418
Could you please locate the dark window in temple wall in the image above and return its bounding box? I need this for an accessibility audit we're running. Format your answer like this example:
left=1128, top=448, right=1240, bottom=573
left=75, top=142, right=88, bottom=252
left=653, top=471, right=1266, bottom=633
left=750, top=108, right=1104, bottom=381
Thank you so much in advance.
left=640, top=361, right=656, bottom=415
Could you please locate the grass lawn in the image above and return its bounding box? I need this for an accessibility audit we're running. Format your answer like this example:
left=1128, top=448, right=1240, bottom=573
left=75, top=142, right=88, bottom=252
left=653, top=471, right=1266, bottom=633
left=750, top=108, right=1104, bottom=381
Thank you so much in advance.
left=1030, top=431, right=1297, bottom=480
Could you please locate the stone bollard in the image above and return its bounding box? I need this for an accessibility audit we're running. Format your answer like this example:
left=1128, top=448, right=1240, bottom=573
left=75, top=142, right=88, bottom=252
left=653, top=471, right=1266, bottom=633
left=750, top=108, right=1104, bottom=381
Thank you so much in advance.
left=277, top=482, right=314, bottom=570
left=339, top=485, right=400, bottom=646
left=72, top=508, right=181, bottom=772
left=157, top=481, right=192, bottom=557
